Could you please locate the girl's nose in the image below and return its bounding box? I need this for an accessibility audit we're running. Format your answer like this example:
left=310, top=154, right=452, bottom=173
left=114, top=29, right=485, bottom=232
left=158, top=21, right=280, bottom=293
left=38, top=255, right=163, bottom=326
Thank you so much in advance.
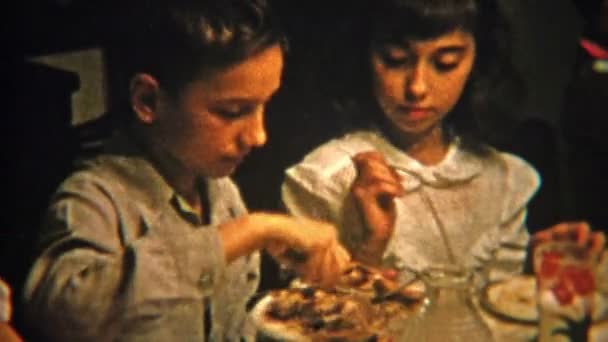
left=406, top=64, right=428, bottom=101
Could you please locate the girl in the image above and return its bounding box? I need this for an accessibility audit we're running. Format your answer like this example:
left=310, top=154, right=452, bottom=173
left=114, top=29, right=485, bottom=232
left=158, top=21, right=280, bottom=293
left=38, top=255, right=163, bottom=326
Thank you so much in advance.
left=282, top=0, right=564, bottom=285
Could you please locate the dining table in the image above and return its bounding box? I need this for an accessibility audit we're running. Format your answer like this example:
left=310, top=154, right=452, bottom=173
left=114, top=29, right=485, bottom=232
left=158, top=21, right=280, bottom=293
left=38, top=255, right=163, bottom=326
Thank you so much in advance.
left=251, top=250, right=608, bottom=341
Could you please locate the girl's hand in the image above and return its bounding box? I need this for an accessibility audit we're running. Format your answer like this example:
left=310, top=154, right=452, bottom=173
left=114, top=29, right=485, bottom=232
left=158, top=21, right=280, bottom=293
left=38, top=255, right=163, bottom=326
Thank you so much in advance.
left=349, top=151, right=405, bottom=265
left=532, top=221, right=605, bottom=256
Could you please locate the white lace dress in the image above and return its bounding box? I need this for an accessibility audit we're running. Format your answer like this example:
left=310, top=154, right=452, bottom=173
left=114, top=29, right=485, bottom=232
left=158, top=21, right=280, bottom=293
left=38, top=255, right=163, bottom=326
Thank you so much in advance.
left=282, top=129, right=540, bottom=285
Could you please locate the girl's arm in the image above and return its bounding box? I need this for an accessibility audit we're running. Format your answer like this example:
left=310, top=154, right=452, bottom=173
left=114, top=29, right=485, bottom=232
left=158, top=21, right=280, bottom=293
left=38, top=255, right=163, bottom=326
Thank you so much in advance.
left=486, top=208, right=531, bottom=282
left=484, top=153, right=541, bottom=282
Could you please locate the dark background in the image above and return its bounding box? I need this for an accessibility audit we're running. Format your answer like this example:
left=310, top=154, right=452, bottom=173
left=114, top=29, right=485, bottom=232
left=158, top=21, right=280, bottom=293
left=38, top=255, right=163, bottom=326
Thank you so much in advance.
left=2, top=0, right=603, bottom=333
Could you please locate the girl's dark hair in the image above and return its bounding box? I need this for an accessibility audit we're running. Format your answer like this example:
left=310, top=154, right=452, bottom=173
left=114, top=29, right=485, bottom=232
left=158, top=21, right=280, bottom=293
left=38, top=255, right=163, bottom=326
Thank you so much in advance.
left=321, top=0, right=524, bottom=154
left=118, top=0, right=286, bottom=98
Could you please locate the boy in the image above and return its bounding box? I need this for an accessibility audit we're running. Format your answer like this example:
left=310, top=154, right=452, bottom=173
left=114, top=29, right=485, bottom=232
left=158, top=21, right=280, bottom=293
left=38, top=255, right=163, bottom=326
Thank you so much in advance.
left=22, top=1, right=349, bottom=341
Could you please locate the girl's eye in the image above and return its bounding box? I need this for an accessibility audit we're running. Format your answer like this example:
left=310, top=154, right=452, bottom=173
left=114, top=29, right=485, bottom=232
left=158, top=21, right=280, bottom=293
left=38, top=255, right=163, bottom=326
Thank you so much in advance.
left=434, top=52, right=463, bottom=72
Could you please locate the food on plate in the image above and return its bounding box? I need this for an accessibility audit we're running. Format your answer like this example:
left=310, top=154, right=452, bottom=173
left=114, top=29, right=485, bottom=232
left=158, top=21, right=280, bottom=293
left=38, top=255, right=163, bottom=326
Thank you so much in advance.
left=259, top=287, right=371, bottom=340
left=337, top=264, right=425, bottom=301
left=251, top=263, right=426, bottom=341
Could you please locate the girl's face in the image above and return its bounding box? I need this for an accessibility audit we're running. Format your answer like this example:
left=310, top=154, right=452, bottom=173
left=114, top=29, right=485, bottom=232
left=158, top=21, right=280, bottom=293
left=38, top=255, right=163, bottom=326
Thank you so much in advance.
left=370, top=29, right=475, bottom=139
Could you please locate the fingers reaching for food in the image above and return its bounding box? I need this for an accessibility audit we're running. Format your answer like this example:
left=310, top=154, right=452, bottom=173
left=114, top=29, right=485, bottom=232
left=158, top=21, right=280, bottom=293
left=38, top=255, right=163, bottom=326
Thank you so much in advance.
left=289, top=240, right=352, bottom=289
left=260, top=215, right=352, bottom=288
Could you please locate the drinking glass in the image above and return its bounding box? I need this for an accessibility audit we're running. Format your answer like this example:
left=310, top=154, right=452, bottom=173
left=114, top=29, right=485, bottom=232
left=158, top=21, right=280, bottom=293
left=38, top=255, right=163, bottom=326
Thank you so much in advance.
left=397, top=265, right=493, bottom=341
left=534, top=241, right=599, bottom=341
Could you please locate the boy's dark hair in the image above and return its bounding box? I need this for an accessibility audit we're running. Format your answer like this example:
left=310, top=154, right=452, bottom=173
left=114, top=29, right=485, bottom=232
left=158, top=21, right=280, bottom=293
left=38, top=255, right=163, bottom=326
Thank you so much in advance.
left=117, top=0, right=286, bottom=98
left=321, top=0, right=523, bottom=154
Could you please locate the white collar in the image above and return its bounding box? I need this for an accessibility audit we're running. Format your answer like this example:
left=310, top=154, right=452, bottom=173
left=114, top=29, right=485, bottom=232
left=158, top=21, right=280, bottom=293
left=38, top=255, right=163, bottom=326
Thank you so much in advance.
left=337, top=129, right=485, bottom=189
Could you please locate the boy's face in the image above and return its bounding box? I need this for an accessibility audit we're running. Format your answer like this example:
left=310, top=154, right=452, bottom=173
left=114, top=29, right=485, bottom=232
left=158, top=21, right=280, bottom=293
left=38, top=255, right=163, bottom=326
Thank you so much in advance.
left=370, top=30, right=475, bottom=138
left=152, top=44, right=283, bottom=178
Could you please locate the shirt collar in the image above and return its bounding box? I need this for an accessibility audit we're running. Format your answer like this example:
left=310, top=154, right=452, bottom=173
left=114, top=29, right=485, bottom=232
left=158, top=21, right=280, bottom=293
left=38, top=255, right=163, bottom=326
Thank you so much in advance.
left=101, top=130, right=209, bottom=225
left=340, top=129, right=484, bottom=188
left=172, top=194, right=204, bottom=225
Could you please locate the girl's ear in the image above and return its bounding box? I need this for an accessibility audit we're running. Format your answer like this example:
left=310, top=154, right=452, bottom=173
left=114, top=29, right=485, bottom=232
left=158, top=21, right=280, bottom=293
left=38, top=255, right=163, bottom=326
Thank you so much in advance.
left=130, top=73, right=162, bottom=124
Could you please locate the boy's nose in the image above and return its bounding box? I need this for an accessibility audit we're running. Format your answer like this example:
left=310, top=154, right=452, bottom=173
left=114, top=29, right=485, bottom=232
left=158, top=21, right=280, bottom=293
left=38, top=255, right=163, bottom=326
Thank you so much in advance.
left=241, top=110, right=267, bottom=149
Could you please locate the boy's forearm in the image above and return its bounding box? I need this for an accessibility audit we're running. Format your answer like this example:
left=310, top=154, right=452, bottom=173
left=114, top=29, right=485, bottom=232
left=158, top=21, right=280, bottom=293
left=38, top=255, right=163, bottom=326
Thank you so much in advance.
left=220, top=213, right=277, bottom=263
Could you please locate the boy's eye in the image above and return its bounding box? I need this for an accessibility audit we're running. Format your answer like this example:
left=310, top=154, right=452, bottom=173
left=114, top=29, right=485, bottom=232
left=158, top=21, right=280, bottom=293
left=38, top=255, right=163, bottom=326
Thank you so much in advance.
left=214, top=105, right=256, bottom=119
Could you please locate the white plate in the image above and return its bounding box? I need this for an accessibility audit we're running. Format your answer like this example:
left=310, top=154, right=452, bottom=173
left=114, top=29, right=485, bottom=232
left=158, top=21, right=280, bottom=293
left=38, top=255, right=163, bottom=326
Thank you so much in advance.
left=250, top=295, right=312, bottom=342
left=249, top=288, right=420, bottom=341
left=481, top=275, right=538, bottom=324
left=250, top=294, right=377, bottom=342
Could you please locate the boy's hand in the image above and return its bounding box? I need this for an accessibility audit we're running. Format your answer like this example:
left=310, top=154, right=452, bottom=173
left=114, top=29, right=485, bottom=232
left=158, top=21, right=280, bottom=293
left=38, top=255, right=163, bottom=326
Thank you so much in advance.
left=261, top=215, right=351, bottom=288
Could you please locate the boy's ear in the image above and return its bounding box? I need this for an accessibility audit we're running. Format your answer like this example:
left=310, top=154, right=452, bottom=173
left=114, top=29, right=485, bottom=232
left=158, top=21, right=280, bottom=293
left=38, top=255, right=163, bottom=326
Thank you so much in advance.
left=130, top=73, right=162, bottom=124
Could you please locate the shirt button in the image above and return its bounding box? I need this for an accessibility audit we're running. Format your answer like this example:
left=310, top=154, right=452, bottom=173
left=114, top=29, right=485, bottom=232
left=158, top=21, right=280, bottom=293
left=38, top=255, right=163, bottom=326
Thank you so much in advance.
left=198, top=273, right=213, bottom=289
left=246, top=272, right=258, bottom=281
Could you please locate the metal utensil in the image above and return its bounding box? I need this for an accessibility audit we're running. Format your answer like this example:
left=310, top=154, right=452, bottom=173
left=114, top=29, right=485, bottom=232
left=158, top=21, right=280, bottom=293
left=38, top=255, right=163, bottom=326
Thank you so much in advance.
left=373, top=273, right=424, bottom=302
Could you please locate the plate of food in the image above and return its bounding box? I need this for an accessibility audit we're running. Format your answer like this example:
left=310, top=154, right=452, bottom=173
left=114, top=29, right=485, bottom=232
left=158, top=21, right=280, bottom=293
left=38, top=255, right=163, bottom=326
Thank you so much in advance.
left=250, top=263, right=426, bottom=341
left=480, top=275, right=538, bottom=324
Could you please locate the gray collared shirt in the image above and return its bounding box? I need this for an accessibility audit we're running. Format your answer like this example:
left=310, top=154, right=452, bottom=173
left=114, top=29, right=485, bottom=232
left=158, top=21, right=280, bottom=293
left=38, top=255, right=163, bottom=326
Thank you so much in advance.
left=23, top=132, right=260, bottom=341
